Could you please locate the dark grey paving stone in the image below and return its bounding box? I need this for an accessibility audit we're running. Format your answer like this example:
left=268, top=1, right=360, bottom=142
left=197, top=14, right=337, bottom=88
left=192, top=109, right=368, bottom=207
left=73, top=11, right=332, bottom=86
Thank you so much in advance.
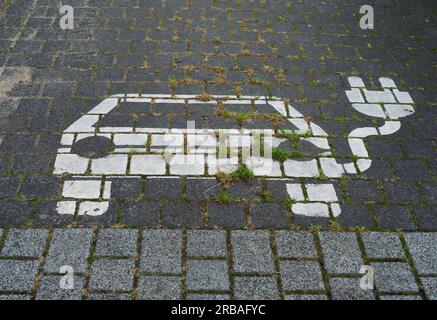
left=392, top=160, right=430, bottom=181
left=329, top=277, right=375, bottom=300
left=361, top=232, right=405, bottom=259
left=186, top=178, right=221, bottom=200
left=187, top=230, right=226, bottom=257
left=421, top=277, right=437, bottom=300
left=1, top=229, right=48, bottom=257
left=234, top=276, right=279, bottom=300
left=404, top=233, right=437, bottom=275
left=228, top=181, right=262, bottom=200
left=285, top=294, right=328, bottom=300
left=32, top=201, right=74, bottom=227
left=231, top=231, right=274, bottom=273
left=186, top=260, right=229, bottom=291
left=275, top=231, right=317, bottom=258
left=0, top=177, right=20, bottom=199
left=137, top=276, right=181, bottom=300
left=141, top=230, right=182, bottom=273
left=163, top=202, right=203, bottom=228
left=414, top=207, right=437, bottom=231
left=45, top=229, right=93, bottom=273
left=346, top=180, right=382, bottom=202
left=36, top=275, right=84, bottom=300
left=280, top=260, right=325, bottom=291
left=374, top=206, right=416, bottom=230
left=423, top=184, right=437, bottom=205
left=119, top=201, right=160, bottom=227
left=0, top=260, right=39, bottom=291
left=336, top=205, right=374, bottom=228
left=111, top=178, right=142, bottom=200
left=89, top=259, right=135, bottom=291
left=382, top=182, right=421, bottom=204
left=0, top=201, right=34, bottom=226
left=145, top=177, right=182, bottom=200
left=20, top=176, right=61, bottom=200
left=319, top=232, right=363, bottom=275
left=94, top=229, right=138, bottom=257
left=207, top=203, right=246, bottom=228
left=88, top=293, right=131, bottom=300
left=293, top=215, right=330, bottom=228
left=187, top=294, right=229, bottom=300
left=266, top=179, right=295, bottom=201
left=76, top=202, right=118, bottom=226
left=372, top=262, right=418, bottom=293
left=250, top=203, right=289, bottom=228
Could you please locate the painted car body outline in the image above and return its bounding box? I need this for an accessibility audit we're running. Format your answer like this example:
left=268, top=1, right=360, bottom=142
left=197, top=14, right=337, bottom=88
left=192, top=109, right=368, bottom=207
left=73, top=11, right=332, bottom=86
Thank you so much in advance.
left=53, top=77, right=415, bottom=218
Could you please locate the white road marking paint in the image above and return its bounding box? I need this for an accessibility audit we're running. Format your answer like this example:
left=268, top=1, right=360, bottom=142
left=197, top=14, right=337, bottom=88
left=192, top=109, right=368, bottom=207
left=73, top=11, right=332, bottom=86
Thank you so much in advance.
left=53, top=82, right=415, bottom=217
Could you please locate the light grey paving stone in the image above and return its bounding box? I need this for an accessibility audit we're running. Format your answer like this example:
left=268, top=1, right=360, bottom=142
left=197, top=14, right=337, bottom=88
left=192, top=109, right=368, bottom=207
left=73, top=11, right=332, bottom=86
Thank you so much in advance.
left=404, top=233, right=437, bottom=275
left=89, top=259, right=135, bottom=291
left=186, top=260, right=229, bottom=291
left=362, top=232, right=405, bottom=259
left=141, top=230, right=182, bottom=273
left=231, top=231, right=274, bottom=273
left=319, top=232, right=363, bottom=274
left=187, top=230, right=226, bottom=257
left=88, top=293, right=131, bottom=300
left=234, top=276, right=279, bottom=300
left=379, top=295, right=422, bottom=300
left=0, top=229, right=3, bottom=240
left=275, top=231, right=317, bottom=258
left=329, top=277, right=375, bottom=300
left=421, top=277, right=437, bottom=300
left=137, top=276, right=181, bottom=300
left=285, top=295, right=328, bottom=300
left=187, top=294, right=230, bottom=300
left=280, top=260, right=325, bottom=291
left=372, top=262, right=418, bottom=293
left=36, top=275, right=84, bottom=300
left=94, top=229, right=138, bottom=257
left=0, top=295, right=31, bottom=300
left=0, top=260, right=39, bottom=291
left=45, top=229, right=93, bottom=273
left=1, top=229, right=48, bottom=257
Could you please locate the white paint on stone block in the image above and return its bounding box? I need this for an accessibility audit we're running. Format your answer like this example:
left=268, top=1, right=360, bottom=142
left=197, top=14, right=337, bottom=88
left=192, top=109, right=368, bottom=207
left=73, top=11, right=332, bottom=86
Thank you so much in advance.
left=56, top=201, right=76, bottom=215
left=384, top=104, right=415, bottom=119
left=292, top=203, right=330, bottom=217
left=114, top=134, right=148, bottom=145
left=207, top=156, right=239, bottom=175
left=78, top=201, right=109, bottom=216
left=320, top=158, right=344, bottom=178
left=346, top=88, right=365, bottom=103
left=130, top=155, right=166, bottom=175
left=352, top=103, right=386, bottom=118
left=284, top=159, right=319, bottom=178
left=245, top=157, right=282, bottom=177
left=392, top=89, right=413, bottom=104
left=348, top=77, right=366, bottom=88
left=170, top=154, right=205, bottom=175
left=62, top=180, right=101, bottom=199
left=53, top=154, right=89, bottom=174
left=306, top=184, right=338, bottom=202
left=348, top=138, right=369, bottom=158
left=363, top=89, right=396, bottom=103
left=91, top=155, right=128, bottom=174
left=379, top=77, right=397, bottom=88
left=286, top=184, right=305, bottom=201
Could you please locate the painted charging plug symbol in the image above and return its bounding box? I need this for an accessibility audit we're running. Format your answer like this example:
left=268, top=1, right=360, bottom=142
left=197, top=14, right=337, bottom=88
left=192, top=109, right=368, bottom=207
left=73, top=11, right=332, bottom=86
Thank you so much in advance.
left=52, top=77, right=415, bottom=219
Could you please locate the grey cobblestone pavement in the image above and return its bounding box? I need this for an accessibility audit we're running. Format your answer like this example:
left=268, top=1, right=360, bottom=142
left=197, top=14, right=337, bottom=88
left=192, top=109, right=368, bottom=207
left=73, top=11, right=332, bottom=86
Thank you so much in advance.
left=0, top=0, right=436, bottom=299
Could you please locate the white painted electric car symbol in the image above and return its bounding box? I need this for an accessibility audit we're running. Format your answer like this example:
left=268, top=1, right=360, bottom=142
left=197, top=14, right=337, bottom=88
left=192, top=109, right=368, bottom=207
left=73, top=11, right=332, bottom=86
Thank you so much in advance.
left=53, top=77, right=415, bottom=218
